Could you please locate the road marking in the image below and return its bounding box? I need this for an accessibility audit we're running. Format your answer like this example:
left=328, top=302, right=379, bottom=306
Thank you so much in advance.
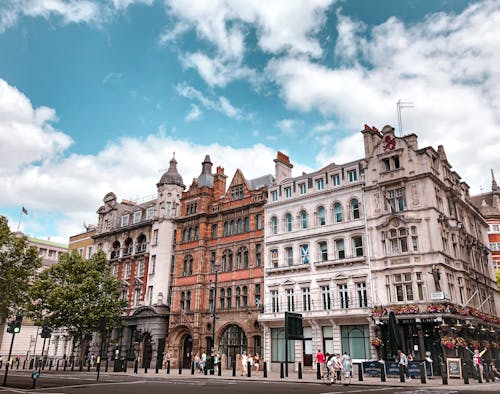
left=320, top=388, right=397, bottom=394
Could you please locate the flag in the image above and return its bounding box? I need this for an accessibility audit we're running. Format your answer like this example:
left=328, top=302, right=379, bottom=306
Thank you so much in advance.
left=22, top=206, right=28, bottom=215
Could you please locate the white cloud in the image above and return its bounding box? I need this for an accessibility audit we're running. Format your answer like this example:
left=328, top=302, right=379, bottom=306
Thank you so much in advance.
left=312, top=121, right=336, bottom=133
left=276, top=118, right=303, bottom=135
left=185, top=104, right=202, bottom=122
left=267, top=1, right=500, bottom=192
left=111, top=0, right=153, bottom=10
left=176, top=82, right=248, bottom=120
left=102, top=72, right=123, bottom=84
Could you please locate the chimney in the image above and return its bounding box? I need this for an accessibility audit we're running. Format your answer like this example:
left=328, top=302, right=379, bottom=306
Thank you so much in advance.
left=274, top=151, right=293, bottom=184
left=213, top=166, right=227, bottom=200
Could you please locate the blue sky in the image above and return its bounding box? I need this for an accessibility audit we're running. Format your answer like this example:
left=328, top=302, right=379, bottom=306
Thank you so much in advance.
left=0, top=0, right=498, bottom=243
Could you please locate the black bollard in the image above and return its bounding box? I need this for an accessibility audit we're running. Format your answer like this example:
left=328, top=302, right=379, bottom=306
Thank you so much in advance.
left=79, top=360, right=83, bottom=371
left=463, top=362, right=469, bottom=384
left=49, top=360, right=53, bottom=370
left=105, top=358, right=109, bottom=373
left=441, top=362, right=448, bottom=385
left=358, top=363, right=363, bottom=381
left=155, top=360, right=159, bottom=374
left=232, top=360, right=236, bottom=377
left=420, top=362, right=426, bottom=384
left=477, top=365, right=482, bottom=383
left=167, top=360, right=170, bottom=374
left=484, top=363, right=489, bottom=383
left=134, top=360, right=138, bottom=374
left=298, top=362, right=302, bottom=379
left=123, top=360, right=127, bottom=373
left=71, top=360, right=75, bottom=371
left=380, top=362, right=386, bottom=382
left=218, top=361, right=222, bottom=376
left=399, top=364, right=405, bottom=382
left=87, top=362, right=90, bottom=372
left=29, top=359, right=34, bottom=369
left=56, top=360, right=59, bottom=371
left=23, top=360, right=26, bottom=369
left=316, top=362, right=321, bottom=380
left=247, top=361, right=251, bottom=377
left=280, top=362, right=284, bottom=378
left=263, top=361, right=267, bottom=378
left=191, top=361, right=195, bottom=375
left=64, top=360, right=67, bottom=371
left=204, top=364, right=207, bottom=375
left=178, top=361, right=182, bottom=374
left=145, top=364, right=148, bottom=374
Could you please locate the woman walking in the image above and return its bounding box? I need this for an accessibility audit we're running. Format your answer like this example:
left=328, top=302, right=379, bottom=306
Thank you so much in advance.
left=340, top=352, right=352, bottom=386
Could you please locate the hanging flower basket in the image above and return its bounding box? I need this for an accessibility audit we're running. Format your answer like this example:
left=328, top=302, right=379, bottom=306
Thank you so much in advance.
left=427, top=304, right=446, bottom=313
left=372, top=306, right=387, bottom=317
left=455, top=337, right=467, bottom=348
left=393, top=305, right=419, bottom=315
left=370, top=337, right=382, bottom=348
left=441, top=336, right=456, bottom=350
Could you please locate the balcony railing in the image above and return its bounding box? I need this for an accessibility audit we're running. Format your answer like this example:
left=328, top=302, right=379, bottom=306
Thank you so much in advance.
left=135, top=243, right=148, bottom=254
left=123, top=246, right=133, bottom=256
left=261, top=296, right=372, bottom=315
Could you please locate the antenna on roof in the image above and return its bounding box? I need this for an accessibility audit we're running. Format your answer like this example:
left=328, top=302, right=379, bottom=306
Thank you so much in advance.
left=397, top=99, right=414, bottom=136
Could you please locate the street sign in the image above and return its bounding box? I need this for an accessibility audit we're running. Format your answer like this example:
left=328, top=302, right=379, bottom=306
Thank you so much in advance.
left=285, top=312, right=303, bottom=340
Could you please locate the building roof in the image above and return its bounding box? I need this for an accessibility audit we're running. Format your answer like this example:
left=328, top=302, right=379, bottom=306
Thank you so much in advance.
left=248, top=174, right=275, bottom=190
left=27, top=236, right=68, bottom=249
left=158, top=155, right=185, bottom=188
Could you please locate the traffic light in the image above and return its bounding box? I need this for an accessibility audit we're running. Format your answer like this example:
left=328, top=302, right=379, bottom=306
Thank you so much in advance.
left=41, top=326, right=52, bottom=339
left=7, top=315, right=22, bottom=334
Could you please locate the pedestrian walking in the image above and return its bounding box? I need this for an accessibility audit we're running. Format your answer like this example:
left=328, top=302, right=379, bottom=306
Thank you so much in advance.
left=254, top=353, right=260, bottom=373
left=340, top=352, right=352, bottom=386
left=397, top=350, right=410, bottom=380
left=0, top=355, right=3, bottom=369
left=241, top=352, right=248, bottom=376
left=200, top=350, right=207, bottom=373
left=332, top=354, right=342, bottom=382
left=316, top=349, right=325, bottom=373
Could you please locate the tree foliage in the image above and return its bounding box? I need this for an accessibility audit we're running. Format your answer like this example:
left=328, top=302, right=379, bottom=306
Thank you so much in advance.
left=28, top=250, right=126, bottom=350
left=496, top=270, right=500, bottom=295
left=0, top=216, right=41, bottom=322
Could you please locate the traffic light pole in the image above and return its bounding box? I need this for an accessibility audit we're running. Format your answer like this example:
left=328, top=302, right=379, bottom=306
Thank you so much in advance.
left=39, top=337, right=47, bottom=374
left=2, top=332, right=16, bottom=386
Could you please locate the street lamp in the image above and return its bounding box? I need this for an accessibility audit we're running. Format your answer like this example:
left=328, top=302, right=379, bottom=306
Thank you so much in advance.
left=210, top=262, right=219, bottom=374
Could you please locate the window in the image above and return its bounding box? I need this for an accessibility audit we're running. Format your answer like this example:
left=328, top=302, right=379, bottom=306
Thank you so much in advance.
left=255, top=244, right=262, bottom=267
left=182, top=229, right=187, bottom=243
left=222, top=249, right=233, bottom=272
left=299, top=183, right=307, bottom=194
left=348, top=169, right=357, bottom=182
left=255, top=284, right=261, bottom=308
left=236, top=287, right=241, bottom=309
left=285, top=247, right=293, bottom=266
left=220, top=289, right=225, bottom=310
left=271, top=249, right=278, bottom=268
left=230, top=220, right=235, bottom=235
left=226, top=288, right=232, bottom=309
left=271, top=191, right=278, bottom=201
left=321, top=285, right=331, bottom=310
left=237, top=218, right=243, bottom=234
left=356, top=282, right=368, bottom=307
left=352, top=236, right=363, bottom=257
left=319, top=241, right=328, bottom=261
left=302, top=288, right=311, bottom=311
left=150, top=255, right=156, bottom=275
left=286, top=289, right=295, bottom=311
left=256, top=213, right=262, bottom=230
left=350, top=199, right=360, bottom=219
left=271, top=327, right=295, bottom=362
left=236, top=247, right=248, bottom=270
left=285, top=213, right=292, bottom=232
left=147, top=286, right=153, bottom=305
left=135, top=288, right=142, bottom=306
left=121, top=215, right=129, bottom=227
left=316, top=178, right=325, bottom=190
left=317, top=206, right=326, bottom=226
left=411, top=226, right=419, bottom=251
left=183, top=255, right=193, bottom=276
left=334, top=203, right=342, bottom=223
left=384, top=228, right=409, bottom=255
left=77, top=248, right=83, bottom=256
left=146, top=207, right=154, bottom=220
left=186, top=201, right=198, bottom=214
left=125, top=262, right=131, bottom=278
left=382, top=156, right=400, bottom=171
left=230, top=185, right=244, bottom=200
left=137, top=259, right=145, bottom=277
left=339, top=284, right=349, bottom=308
left=335, top=239, right=345, bottom=259
left=133, top=211, right=142, bottom=224
left=271, top=290, right=279, bottom=313
left=211, top=224, right=218, bottom=239
left=242, top=286, right=248, bottom=308
left=300, top=210, right=308, bottom=229
left=416, top=272, right=424, bottom=301
left=153, top=229, right=158, bottom=245
left=393, top=273, right=413, bottom=302
left=271, top=217, right=278, bottom=235
left=284, top=187, right=292, bottom=198
left=244, top=216, right=250, bottom=232
left=186, top=291, right=191, bottom=311
left=331, top=174, right=340, bottom=186
left=300, top=244, right=309, bottom=264
left=386, top=187, right=406, bottom=212
left=223, top=222, right=229, bottom=236
left=87, top=246, right=93, bottom=259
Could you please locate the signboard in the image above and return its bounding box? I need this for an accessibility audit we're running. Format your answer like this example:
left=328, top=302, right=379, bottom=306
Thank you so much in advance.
left=431, top=292, right=445, bottom=300
left=362, top=361, right=382, bottom=377
left=385, top=361, right=400, bottom=376
left=285, top=312, right=303, bottom=340
left=446, top=358, right=462, bottom=379
left=407, top=361, right=424, bottom=377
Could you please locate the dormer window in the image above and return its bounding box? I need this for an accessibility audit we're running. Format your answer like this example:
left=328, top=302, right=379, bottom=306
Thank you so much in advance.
left=121, top=215, right=129, bottom=227
left=133, top=211, right=142, bottom=224
left=383, top=156, right=400, bottom=171
left=231, top=185, right=244, bottom=201
left=284, top=187, right=292, bottom=198
left=348, top=170, right=357, bottom=182
left=146, top=207, right=154, bottom=220
left=316, top=178, right=325, bottom=190
left=299, top=183, right=307, bottom=194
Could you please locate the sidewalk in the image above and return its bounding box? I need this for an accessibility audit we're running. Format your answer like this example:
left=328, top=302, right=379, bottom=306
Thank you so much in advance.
left=117, top=366, right=500, bottom=392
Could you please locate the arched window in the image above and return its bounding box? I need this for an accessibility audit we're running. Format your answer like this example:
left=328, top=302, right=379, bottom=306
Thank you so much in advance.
left=218, top=325, right=247, bottom=368
left=227, top=288, right=232, bottom=309
left=236, top=286, right=241, bottom=309
left=300, top=210, right=308, bottom=229
left=230, top=220, right=235, bottom=235
left=223, top=222, right=229, bottom=236
left=186, top=290, right=191, bottom=311
left=242, top=286, right=248, bottom=307
left=180, top=291, right=185, bottom=310
left=222, top=249, right=233, bottom=272
left=351, top=198, right=360, bottom=219
left=237, top=218, right=243, bottom=234
left=244, top=217, right=250, bottom=232
left=285, top=213, right=292, bottom=232
left=271, top=216, right=278, bottom=235
left=182, top=229, right=188, bottom=243
left=334, top=203, right=343, bottom=223
left=183, top=255, right=193, bottom=276
left=318, top=206, right=326, bottom=226
left=188, top=228, right=193, bottom=241
left=220, top=288, right=225, bottom=310
left=244, top=249, right=248, bottom=268
left=194, top=226, right=199, bottom=240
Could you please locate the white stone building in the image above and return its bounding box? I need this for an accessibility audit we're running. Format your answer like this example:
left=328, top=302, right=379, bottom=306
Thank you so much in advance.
left=259, top=152, right=376, bottom=371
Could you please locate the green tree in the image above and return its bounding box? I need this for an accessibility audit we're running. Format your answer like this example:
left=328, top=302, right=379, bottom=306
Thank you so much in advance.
left=496, top=270, right=500, bottom=295
left=28, top=250, right=126, bottom=356
left=0, top=215, right=41, bottom=322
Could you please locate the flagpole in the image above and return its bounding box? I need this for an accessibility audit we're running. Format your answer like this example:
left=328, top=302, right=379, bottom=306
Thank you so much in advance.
left=16, top=208, right=23, bottom=232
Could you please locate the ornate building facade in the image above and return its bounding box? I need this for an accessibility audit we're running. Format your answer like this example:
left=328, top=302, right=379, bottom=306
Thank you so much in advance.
left=166, top=155, right=273, bottom=369
left=92, top=156, right=184, bottom=366
left=363, top=125, right=500, bottom=370
left=260, top=152, right=375, bottom=371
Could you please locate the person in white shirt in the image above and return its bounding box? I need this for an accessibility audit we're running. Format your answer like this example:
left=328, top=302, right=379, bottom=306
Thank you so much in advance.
left=241, top=352, right=248, bottom=376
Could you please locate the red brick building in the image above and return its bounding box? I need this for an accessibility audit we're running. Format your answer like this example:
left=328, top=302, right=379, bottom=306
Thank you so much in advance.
left=470, top=170, right=500, bottom=270
left=166, top=155, right=273, bottom=369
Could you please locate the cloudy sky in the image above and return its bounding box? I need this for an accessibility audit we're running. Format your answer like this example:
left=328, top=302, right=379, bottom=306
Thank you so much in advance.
left=0, top=0, right=498, bottom=243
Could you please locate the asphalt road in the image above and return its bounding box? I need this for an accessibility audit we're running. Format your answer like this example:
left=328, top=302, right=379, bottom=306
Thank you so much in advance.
left=0, top=371, right=487, bottom=394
